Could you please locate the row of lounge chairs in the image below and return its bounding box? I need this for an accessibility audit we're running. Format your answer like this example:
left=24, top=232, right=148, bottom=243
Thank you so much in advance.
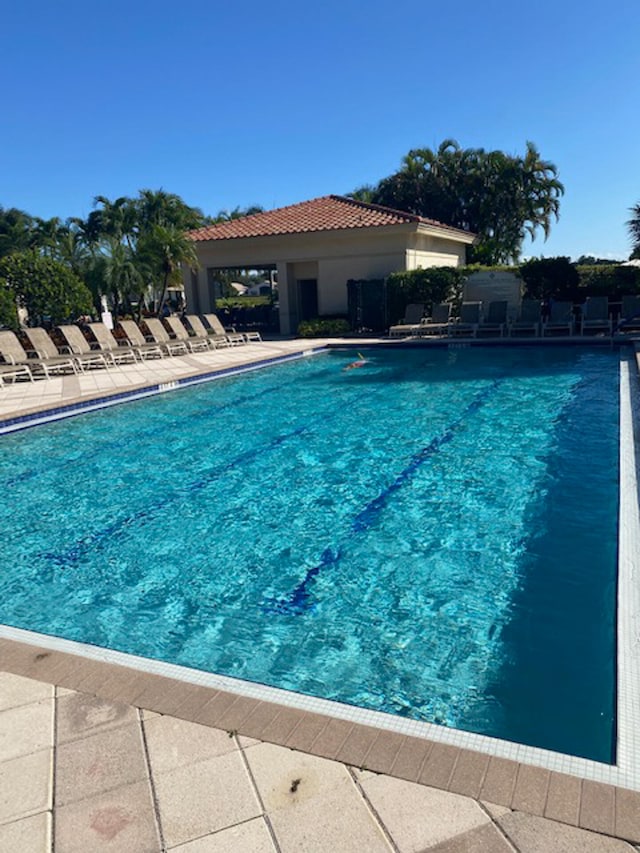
left=0, top=314, right=263, bottom=384
left=389, top=296, right=640, bottom=339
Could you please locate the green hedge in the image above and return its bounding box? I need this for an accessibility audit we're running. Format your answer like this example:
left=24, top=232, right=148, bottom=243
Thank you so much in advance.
left=386, top=267, right=464, bottom=324
left=297, top=318, right=351, bottom=337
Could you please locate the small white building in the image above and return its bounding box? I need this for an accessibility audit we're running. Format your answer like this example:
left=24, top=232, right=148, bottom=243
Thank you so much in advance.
left=185, top=195, right=475, bottom=334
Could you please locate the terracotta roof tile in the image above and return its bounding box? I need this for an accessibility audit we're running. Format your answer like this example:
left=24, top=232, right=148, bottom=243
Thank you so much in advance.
left=188, top=195, right=472, bottom=242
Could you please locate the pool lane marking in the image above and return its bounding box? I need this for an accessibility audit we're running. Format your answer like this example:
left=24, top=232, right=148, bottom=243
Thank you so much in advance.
left=36, top=369, right=383, bottom=572
left=263, top=379, right=502, bottom=615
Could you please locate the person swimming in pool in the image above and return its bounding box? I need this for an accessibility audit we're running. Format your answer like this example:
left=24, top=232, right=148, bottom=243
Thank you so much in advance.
left=343, top=353, right=367, bottom=371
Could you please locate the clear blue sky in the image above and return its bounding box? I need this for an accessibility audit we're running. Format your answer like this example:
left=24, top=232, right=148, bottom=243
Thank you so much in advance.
left=2, top=0, right=639, bottom=260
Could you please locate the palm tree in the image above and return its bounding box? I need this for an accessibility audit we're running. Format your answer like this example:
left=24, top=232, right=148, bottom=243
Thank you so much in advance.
left=627, top=203, right=640, bottom=258
left=137, top=225, right=199, bottom=315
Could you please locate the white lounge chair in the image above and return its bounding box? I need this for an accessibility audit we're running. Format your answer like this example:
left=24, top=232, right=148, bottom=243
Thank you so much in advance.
left=389, top=303, right=426, bottom=337
left=117, top=320, right=165, bottom=359
left=509, top=300, right=542, bottom=337
left=477, top=301, right=507, bottom=337
left=141, top=318, right=189, bottom=356
left=56, top=325, right=111, bottom=370
left=448, top=302, right=482, bottom=338
left=542, top=302, right=574, bottom=336
left=417, top=303, right=452, bottom=337
left=580, top=297, right=612, bottom=336
left=163, top=316, right=211, bottom=352
left=87, top=322, right=138, bottom=364
left=202, top=314, right=246, bottom=346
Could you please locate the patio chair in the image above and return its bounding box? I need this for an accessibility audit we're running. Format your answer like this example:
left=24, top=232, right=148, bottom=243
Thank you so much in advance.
left=184, top=314, right=231, bottom=349
left=163, top=316, right=211, bottom=352
left=87, top=322, right=138, bottom=364
left=202, top=313, right=246, bottom=346
left=117, top=320, right=165, bottom=360
left=141, top=318, right=189, bottom=356
left=0, top=332, right=38, bottom=382
left=388, top=303, right=426, bottom=338
left=580, top=297, right=612, bottom=336
left=617, top=295, right=640, bottom=334
left=20, top=328, right=81, bottom=376
left=542, top=301, right=574, bottom=337
left=477, top=301, right=507, bottom=337
left=417, top=303, right=452, bottom=337
left=448, top=302, right=482, bottom=338
left=56, top=325, right=111, bottom=370
left=509, top=300, right=542, bottom=337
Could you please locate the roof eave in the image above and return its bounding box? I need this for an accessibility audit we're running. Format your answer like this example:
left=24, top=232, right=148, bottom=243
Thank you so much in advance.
left=416, top=222, right=477, bottom=244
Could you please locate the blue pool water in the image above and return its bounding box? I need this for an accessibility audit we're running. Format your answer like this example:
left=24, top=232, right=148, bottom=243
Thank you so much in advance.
left=0, top=347, right=619, bottom=762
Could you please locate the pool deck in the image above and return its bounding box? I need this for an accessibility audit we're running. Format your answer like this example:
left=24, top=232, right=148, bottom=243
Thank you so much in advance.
left=2, top=337, right=640, bottom=852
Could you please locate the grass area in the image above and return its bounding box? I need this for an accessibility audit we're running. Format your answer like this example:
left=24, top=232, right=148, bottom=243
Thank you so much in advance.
left=216, top=296, right=272, bottom=309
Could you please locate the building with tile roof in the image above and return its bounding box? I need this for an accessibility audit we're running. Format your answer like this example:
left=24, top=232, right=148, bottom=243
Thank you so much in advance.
left=184, top=195, right=475, bottom=334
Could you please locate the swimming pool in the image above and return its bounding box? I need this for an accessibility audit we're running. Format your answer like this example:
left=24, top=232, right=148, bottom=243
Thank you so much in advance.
left=0, top=346, right=620, bottom=762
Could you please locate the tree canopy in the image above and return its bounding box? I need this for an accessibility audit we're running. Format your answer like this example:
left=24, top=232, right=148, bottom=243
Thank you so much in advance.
left=351, top=140, right=564, bottom=265
left=627, top=203, right=640, bottom=259
left=0, top=252, right=93, bottom=326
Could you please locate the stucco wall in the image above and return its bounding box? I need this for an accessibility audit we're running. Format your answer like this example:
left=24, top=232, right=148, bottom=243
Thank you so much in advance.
left=184, top=224, right=472, bottom=333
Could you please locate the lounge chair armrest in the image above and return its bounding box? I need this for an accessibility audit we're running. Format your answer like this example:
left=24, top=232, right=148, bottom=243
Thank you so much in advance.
left=144, top=335, right=155, bottom=343
left=25, top=348, right=43, bottom=359
left=0, top=354, right=16, bottom=364
left=58, top=345, right=73, bottom=354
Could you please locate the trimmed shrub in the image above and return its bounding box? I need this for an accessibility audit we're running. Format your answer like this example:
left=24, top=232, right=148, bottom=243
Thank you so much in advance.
left=297, top=317, right=351, bottom=337
left=519, top=257, right=580, bottom=300
left=0, top=251, right=93, bottom=326
left=386, top=267, right=464, bottom=324
left=575, top=264, right=640, bottom=298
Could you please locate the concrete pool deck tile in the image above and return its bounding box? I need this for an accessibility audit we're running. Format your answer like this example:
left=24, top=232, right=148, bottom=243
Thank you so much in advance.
left=425, top=821, right=517, bottom=852
left=55, top=721, right=148, bottom=805
left=418, top=741, right=460, bottom=790
left=169, top=684, right=221, bottom=721
left=447, top=748, right=491, bottom=799
left=0, top=699, right=53, bottom=763
left=244, top=742, right=353, bottom=811
left=257, top=706, right=309, bottom=745
left=283, top=711, right=331, bottom=752
left=56, top=692, right=138, bottom=744
left=308, top=716, right=354, bottom=761
left=359, top=729, right=406, bottom=776
left=389, top=735, right=433, bottom=783
left=543, top=771, right=582, bottom=825
left=497, top=811, right=636, bottom=853
left=614, top=787, right=640, bottom=843
left=232, top=699, right=288, bottom=741
left=143, top=716, right=239, bottom=774
left=195, top=689, right=250, bottom=729
left=152, top=750, right=262, bottom=849
left=267, top=784, right=394, bottom=853
left=0, top=812, right=52, bottom=853
left=0, top=747, right=53, bottom=823
left=332, top=722, right=380, bottom=768
left=208, top=695, right=262, bottom=733
left=479, top=756, right=520, bottom=807
left=360, top=773, right=490, bottom=851
left=169, top=817, right=277, bottom=853
left=128, top=675, right=194, bottom=718
left=579, top=779, right=616, bottom=836
left=54, top=778, right=161, bottom=853
left=510, top=764, right=551, bottom=816
left=0, top=670, right=53, bottom=710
